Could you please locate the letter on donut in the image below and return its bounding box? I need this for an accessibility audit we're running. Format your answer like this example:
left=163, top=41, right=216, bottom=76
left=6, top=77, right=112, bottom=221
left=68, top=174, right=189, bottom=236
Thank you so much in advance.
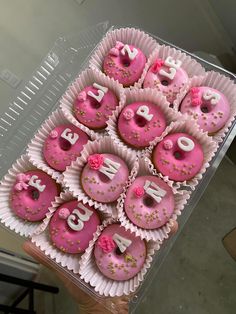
left=136, top=105, right=153, bottom=121
left=67, top=203, right=93, bottom=231
left=28, top=175, right=46, bottom=192
left=144, top=180, right=166, bottom=203
left=61, top=128, right=79, bottom=145
left=202, top=90, right=220, bottom=105
left=113, top=233, right=132, bottom=253
left=99, top=158, right=121, bottom=180
left=87, top=83, right=108, bottom=102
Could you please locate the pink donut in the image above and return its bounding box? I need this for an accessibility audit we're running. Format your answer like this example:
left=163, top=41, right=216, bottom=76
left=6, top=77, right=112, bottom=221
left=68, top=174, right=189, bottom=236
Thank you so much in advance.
left=117, top=101, right=167, bottom=148
left=124, top=176, right=175, bottom=229
left=81, top=153, right=129, bottom=203
left=180, top=86, right=230, bottom=134
left=94, top=224, right=146, bottom=281
left=10, top=170, right=60, bottom=222
left=49, top=200, right=100, bottom=254
left=153, top=133, right=204, bottom=182
left=103, top=41, right=146, bottom=87
left=74, top=84, right=119, bottom=130
left=43, top=124, right=89, bottom=172
left=143, top=57, right=189, bottom=104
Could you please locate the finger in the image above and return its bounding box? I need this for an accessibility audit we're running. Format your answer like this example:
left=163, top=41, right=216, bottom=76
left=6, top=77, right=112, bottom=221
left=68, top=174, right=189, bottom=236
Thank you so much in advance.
left=169, top=220, right=178, bottom=235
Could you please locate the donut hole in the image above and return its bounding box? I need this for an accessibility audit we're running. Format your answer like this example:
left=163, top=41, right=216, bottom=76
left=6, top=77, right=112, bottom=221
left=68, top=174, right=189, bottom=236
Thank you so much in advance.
left=174, top=150, right=184, bottom=160
left=121, top=56, right=131, bottom=67
left=59, top=137, right=72, bottom=151
left=143, top=195, right=155, bottom=208
left=115, top=247, right=123, bottom=256
left=28, top=187, right=40, bottom=200
left=200, top=103, right=211, bottom=113
left=134, top=114, right=147, bottom=127
left=90, top=98, right=102, bottom=109
left=161, top=80, right=169, bottom=86
left=98, top=172, right=110, bottom=183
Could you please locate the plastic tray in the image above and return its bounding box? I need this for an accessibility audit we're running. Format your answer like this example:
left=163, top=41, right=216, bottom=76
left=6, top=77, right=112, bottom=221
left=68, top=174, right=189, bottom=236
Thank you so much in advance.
left=0, top=22, right=235, bottom=313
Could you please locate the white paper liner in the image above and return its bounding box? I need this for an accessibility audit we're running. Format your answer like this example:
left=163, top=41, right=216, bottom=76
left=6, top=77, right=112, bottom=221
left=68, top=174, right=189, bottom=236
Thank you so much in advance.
left=107, top=88, right=182, bottom=156
left=31, top=191, right=109, bottom=273
left=27, top=109, right=91, bottom=184
left=79, top=219, right=159, bottom=297
left=145, top=118, right=217, bottom=191
left=89, top=27, right=159, bottom=86
left=60, top=68, right=125, bottom=139
left=62, top=137, right=137, bottom=216
left=134, top=45, right=206, bottom=107
left=174, top=71, right=236, bottom=144
left=0, top=155, right=60, bottom=237
left=117, top=159, right=191, bottom=242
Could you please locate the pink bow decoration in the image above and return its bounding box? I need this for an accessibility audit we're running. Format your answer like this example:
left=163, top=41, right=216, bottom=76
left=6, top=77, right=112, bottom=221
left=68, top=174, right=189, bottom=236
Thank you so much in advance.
left=15, top=173, right=30, bottom=191
left=109, top=47, right=119, bottom=56
left=151, top=58, right=164, bottom=73
left=88, top=154, right=104, bottom=170
left=98, top=235, right=116, bottom=253
left=134, top=186, right=145, bottom=198
left=190, top=87, right=202, bottom=106
left=115, top=41, right=124, bottom=50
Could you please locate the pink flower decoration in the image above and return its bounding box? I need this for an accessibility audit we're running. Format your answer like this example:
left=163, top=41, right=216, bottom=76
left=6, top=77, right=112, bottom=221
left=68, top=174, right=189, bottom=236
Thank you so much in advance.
left=191, top=87, right=200, bottom=94
left=163, top=139, right=173, bottom=150
left=134, top=186, right=145, bottom=198
left=58, top=207, right=70, bottom=219
left=49, top=130, right=58, bottom=139
left=78, top=91, right=87, bottom=102
left=151, top=58, right=164, bottom=73
left=115, top=41, right=124, bottom=50
left=15, top=182, right=28, bottom=191
left=192, top=97, right=202, bottom=106
left=16, top=173, right=30, bottom=182
left=109, top=47, right=119, bottom=56
left=123, top=108, right=134, bottom=120
left=88, top=154, right=104, bottom=170
left=98, top=235, right=116, bottom=253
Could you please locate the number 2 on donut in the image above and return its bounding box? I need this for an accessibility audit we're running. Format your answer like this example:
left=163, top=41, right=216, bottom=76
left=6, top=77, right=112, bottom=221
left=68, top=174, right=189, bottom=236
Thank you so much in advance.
left=61, top=128, right=79, bottom=145
left=67, top=203, right=93, bottom=231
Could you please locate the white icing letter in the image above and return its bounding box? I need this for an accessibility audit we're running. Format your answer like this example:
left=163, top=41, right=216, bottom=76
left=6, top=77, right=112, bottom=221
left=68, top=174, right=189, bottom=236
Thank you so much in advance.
left=159, top=67, right=176, bottom=80
left=113, top=233, right=132, bottom=253
left=61, top=128, right=79, bottom=145
left=29, top=175, right=46, bottom=192
left=164, top=56, right=182, bottom=69
left=99, top=158, right=120, bottom=180
left=67, top=203, right=93, bottom=231
left=87, top=83, right=108, bottom=102
left=177, top=136, right=195, bottom=152
left=144, top=180, right=166, bottom=203
left=136, top=105, right=153, bottom=122
left=121, top=45, right=138, bottom=60
left=202, top=90, right=220, bottom=105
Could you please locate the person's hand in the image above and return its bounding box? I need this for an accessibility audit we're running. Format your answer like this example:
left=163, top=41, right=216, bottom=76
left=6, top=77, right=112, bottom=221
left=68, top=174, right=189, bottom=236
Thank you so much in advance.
left=23, top=220, right=178, bottom=314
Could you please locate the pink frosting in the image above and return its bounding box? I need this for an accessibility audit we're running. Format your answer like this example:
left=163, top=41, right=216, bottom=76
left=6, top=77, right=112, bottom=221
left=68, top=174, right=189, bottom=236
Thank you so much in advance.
left=43, top=124, right=89, bottom=172
left=118, top=102, right=167, bottom=148
left=81, top=153, right=129, bottom=203
left=180, top=86, right=230, bottom=134
left=10, top=170, right=60, bottom=222
left=74, top=84, right=118, bottom=130
left=94, top=224, right=146, bottom=281
left=103, top=43, right=146, bottom=87
left=49, top=200, right=100, bottom=254
left=98, top=235, right=116, bottom=253
left=124, top=176, right=175, bottom=229
left=143, top=58, right=189, bottom=103
left=88, top=154, right=104, bottom=170
left=153, top=133, right=204, bottom=182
